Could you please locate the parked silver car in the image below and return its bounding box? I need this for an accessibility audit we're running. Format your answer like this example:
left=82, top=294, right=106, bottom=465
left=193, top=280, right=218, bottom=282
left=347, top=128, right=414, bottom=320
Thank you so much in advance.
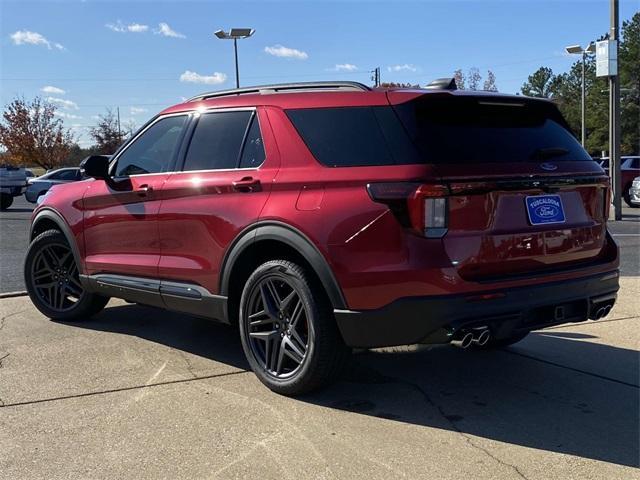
left=630, top=177, right=640, bottom=207
left=25, top=167, right=84, bottom=203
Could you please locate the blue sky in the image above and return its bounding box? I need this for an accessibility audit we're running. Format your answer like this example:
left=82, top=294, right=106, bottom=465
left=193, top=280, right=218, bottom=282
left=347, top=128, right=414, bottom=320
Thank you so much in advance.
left=1, top=0, right=638, bottom=146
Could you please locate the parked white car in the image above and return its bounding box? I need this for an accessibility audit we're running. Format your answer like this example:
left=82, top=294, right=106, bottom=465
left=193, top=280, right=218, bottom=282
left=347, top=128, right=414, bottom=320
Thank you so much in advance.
left=630, top=177, right=640, bottom=207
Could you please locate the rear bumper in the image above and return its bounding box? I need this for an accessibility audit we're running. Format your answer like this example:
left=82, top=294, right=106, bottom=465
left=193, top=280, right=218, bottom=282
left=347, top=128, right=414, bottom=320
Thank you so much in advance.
left=334, top=270, right=619, bottom=348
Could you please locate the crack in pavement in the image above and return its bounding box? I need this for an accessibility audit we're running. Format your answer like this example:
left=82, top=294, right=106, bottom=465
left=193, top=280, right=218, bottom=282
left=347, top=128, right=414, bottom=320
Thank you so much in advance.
left=0, top=309, right=27, bottom=332
left=0, top=369, right=249, bottom=408
left=382, top=375, right=530, bottom=480
left=176, top=349, right=198, bottom=378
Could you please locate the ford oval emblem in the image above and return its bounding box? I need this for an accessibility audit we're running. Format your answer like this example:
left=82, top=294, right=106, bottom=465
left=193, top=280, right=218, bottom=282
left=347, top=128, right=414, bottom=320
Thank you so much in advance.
left=535, top=204, right=560, bottom=218
left=540, top=162, right=558, bottom=171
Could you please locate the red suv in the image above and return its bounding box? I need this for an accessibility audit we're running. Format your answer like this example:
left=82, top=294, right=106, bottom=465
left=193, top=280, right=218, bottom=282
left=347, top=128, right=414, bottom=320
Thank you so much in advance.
left=25, top=80, right=619, bottom=395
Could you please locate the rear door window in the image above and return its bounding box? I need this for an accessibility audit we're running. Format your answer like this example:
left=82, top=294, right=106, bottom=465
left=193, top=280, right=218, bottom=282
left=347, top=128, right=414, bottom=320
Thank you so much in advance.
left=183, top=111, right=252, bottom=171
left=239, top=115, right=266, bottom=169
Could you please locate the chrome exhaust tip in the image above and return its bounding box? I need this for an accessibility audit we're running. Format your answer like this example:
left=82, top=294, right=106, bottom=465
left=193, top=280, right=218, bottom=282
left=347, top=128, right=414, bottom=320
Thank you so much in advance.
left=451, top=332, right=474, bottom=349
left=472, top=329, right=491, bottom=347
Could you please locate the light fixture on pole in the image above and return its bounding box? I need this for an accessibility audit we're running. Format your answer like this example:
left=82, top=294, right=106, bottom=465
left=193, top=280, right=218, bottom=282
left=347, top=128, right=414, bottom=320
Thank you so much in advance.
left=565, top=42, right=596, bottom=146
left=214, top=28, right=255, bottom=89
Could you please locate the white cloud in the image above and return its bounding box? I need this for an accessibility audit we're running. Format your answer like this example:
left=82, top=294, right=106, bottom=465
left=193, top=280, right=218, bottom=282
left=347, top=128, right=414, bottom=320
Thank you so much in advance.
left=130, top=106, right=148, bottom=115
left=41, top=85, right=66, bottom=95
left=106, top=21, right=149, bottom=33
left=10, top=30, right=64, bottom=50
left=55, top=111, right=82, bottom=120
left=179, top=70, right=227, bottom=85
left=332, top=63, right=357, bottom=72
left=387, top=64, right=417, bottom=72
left=47, top=97, right=79, bottom=110
left=155, top=22, right=185, bottom=38
left=264, top=44, right=308, bottom=60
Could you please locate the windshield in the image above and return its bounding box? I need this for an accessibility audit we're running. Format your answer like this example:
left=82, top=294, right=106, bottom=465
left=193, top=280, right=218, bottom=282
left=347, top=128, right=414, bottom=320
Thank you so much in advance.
left=392, top=94, right=592, bottom=164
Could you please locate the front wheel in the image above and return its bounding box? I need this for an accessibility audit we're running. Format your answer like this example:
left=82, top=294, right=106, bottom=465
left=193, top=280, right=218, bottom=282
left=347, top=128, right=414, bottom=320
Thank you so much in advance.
left=239, top=260, right=350, bottom=395
left=24, top=230, right=109, bottom=321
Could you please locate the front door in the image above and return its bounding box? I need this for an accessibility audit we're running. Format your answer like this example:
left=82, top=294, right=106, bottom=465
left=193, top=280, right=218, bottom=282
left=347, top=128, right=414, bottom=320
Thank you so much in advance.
left=82, top=114, right=189, bottom=278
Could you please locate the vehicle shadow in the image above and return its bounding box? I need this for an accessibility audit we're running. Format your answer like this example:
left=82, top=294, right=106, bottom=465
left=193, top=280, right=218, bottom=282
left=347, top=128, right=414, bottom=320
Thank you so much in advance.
left=78, top=303, right=639, bottom=469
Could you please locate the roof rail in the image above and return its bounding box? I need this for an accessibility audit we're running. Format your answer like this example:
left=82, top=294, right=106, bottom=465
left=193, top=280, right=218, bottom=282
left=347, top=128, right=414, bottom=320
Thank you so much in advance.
left=187, top=81, right=372, bottom=102
left=425, top=77, right=457, bottom=90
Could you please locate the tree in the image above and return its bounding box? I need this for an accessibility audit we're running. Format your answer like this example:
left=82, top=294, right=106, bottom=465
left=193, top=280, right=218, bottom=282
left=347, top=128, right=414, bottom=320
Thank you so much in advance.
left=521, top=67, right=560, bottom=98
left=483, top=70, right=498, bottom=92
left=89, top=109, right=134, bottom=154
left=0, top=96, right=75, bottom=169
left=380, top=82, right=421, bottom=88
left=520, top=12, right=639, bottom=155
left=454, top=68, right=498, bottom=91
left=619, top=12, right=640, bottom=154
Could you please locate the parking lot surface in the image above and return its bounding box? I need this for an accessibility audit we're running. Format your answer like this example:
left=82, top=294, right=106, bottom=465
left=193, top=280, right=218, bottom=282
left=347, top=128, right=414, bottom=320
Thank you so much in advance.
left=1, top=279, right=638, bottom=479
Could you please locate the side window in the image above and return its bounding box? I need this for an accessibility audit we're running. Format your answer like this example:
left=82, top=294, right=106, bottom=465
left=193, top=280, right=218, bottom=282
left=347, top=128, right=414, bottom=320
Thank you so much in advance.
left=56, top=169, right=77, bottom=181
left=239, top=115, right=265, bottom=169
left=114, top=115, right=187, bottom=177
left=183, top=111, right=252, bottom=171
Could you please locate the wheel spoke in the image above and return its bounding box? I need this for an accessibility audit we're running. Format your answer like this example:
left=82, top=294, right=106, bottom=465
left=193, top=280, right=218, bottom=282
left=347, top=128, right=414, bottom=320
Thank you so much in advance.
left=280, top=290, right=296, bottom=313
left=289, top=299, right=304, bottom=329
left=259, top=283, right=280, bottom=319
left=282, top=336, right=304, bottom=364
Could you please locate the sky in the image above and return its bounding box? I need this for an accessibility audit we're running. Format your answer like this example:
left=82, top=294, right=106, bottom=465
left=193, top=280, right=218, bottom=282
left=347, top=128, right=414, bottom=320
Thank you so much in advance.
left=1, top=0, right=638, bottom=146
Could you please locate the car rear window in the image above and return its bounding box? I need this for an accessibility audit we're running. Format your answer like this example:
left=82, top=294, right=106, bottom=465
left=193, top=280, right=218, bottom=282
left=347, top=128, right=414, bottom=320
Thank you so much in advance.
left=392, top=94, right=591, bottom=164
left=286, top=106, right=421, bottom=167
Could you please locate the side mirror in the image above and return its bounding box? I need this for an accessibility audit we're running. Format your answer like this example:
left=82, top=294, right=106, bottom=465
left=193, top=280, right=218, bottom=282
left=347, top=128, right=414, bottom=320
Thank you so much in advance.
left=80, top=155, right=110, bottom=180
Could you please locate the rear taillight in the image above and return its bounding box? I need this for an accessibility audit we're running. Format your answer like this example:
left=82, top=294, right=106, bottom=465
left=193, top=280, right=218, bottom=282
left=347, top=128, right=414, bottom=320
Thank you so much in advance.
left=367, top=182, right=449, bottom=238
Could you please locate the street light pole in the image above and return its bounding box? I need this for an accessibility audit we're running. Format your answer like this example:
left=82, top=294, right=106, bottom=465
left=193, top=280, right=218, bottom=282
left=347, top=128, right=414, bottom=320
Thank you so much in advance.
left=581, top=50, right=586, bottom=146
left=234, top=38, right=239, bottom=88
left=214, top=28, right=255, bottom=89
left=565, top=43, right=595, bottom=147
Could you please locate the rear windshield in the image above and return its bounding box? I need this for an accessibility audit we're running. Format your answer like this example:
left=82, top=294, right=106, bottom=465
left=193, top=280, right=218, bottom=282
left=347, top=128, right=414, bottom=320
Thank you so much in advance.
left=286, top=95, right=590, bottom=167
left=393, top=94, right=591, bottom=163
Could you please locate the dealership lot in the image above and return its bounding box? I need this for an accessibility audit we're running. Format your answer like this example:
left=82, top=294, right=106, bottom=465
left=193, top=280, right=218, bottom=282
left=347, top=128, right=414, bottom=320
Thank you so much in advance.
left=0, top=195, right=638, bottom=479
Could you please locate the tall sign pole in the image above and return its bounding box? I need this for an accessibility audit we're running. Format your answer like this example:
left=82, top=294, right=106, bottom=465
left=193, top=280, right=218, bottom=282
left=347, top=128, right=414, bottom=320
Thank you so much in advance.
left=597, top=0, right=621, bottom=220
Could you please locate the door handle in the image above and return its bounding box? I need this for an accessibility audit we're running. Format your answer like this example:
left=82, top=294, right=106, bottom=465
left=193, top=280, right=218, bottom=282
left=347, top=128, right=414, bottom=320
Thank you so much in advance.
left=137, top=184, right=154, bottom=197
left=232, top=177, right=261, bottom=193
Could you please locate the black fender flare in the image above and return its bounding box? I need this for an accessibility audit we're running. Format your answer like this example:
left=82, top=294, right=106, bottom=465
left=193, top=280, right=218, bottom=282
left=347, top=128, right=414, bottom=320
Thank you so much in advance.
left=220, top=221, right=347, bottom=310
left=30, top=208, right=84, bottom=274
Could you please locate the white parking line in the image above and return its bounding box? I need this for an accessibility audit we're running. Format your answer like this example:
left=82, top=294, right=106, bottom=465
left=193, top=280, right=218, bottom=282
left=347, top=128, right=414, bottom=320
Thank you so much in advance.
left=611, top=234, right=640, bottom=236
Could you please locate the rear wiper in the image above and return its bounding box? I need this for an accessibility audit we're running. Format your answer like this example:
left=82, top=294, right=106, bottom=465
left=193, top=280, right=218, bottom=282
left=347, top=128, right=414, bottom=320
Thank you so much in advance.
left=531, top=147, right=570, bottom=160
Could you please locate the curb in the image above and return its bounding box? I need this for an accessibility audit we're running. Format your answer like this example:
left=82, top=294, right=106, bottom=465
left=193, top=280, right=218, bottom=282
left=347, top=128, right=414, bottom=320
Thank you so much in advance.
left=0, top=291, right=28, bottom=299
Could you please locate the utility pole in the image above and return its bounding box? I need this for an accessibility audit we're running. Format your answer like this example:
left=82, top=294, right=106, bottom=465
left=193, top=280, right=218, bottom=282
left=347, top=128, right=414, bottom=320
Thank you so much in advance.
left=610, top=0, right=622, bottom=220
left=581, top=50, right=587, bottom=146
left=371, top=67, right=380, bottom=87
left=116, top=106, right=121, bottom=139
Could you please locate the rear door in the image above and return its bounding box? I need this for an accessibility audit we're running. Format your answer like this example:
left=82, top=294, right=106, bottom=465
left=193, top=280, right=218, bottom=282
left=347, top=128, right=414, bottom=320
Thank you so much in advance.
left=390, top=93, right=610, bottom=280
left=157, top=107, right=279, bottom=294
left=82, top=113, right=189, bottom=279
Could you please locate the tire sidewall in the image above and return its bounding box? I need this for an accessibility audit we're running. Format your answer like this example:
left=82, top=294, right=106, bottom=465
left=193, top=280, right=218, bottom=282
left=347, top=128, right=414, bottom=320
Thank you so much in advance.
left=24, top=230, right=94, bottom=321
left=239, top=261, right=320, bottom=393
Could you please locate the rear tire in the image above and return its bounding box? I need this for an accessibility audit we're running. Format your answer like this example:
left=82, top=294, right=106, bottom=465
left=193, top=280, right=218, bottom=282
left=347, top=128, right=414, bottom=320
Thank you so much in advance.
left=239, top=259, right=350, bottom=395
left=475, top=331, right=529, bottom=349
left=0, top=193, right=13, bottom=210
left=25, top=230, right=109, bottom=321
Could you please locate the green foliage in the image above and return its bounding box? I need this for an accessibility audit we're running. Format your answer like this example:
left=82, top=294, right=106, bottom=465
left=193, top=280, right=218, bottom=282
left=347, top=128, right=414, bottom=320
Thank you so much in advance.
left=521, top=12, right=639, bottom=155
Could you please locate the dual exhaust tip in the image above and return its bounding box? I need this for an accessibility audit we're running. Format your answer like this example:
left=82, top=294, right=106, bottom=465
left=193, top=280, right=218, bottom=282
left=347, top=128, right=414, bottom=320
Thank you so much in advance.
left=451, top=328, right=490, bottom=349
left=592, top=304, right=612, bottom=320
